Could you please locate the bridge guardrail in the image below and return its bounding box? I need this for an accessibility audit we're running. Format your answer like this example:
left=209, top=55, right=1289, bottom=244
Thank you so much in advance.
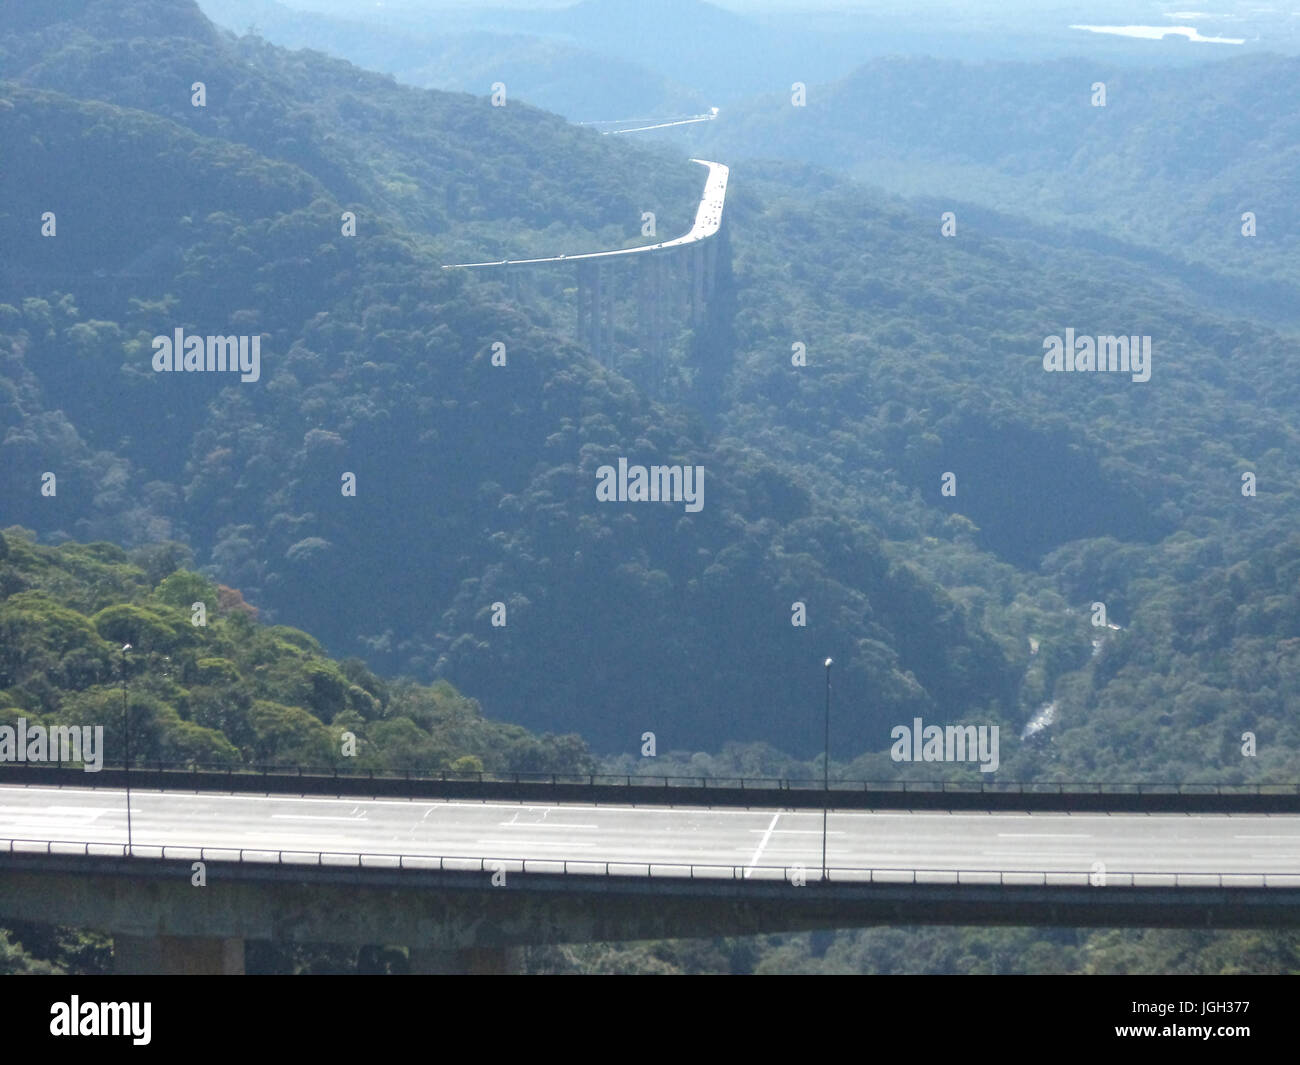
left=5, top=835, right=1300, bottom=889
left=4, top=761, right=1300, bottom=814
left=2, top=759, right=1297, bottom=795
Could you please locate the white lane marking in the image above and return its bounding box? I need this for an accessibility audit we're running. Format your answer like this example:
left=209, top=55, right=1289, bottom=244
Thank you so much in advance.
left=473, top=839, right=600, bottom=850
left=270, top=814, right=367, bottom=822
left=0, top=820, right=106, bottom=829
left=0, top=806, right=105, bottom=817
left=982, top=851, right=1094, bottom=860
left=996, top=833, right=1092, bottom=838
left=744, top=813, right=781, bottom=878
left=749, top=829, right=845, bottom=835
left=500, top=809, right=596, bottom=829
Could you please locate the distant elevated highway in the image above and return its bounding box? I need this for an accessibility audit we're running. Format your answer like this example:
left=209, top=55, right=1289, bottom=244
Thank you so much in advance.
left=441, top=158, right=727, bottom=269
left=577, top=108, right=720, bottom=135
left=441, top=159, right=729, bottom=376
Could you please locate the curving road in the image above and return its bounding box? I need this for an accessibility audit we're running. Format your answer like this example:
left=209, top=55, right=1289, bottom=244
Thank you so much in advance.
left=441, top=158, right=728, bottom=270
left=577, top=108, right=720, bottom=135
left=4, top=785, right=1300, bottom=883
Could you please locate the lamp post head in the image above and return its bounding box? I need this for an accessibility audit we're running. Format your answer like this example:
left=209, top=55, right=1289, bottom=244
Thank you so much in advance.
left=824, top=657, right=833, bottom=668
left=122, top=644, right=132, bottom=653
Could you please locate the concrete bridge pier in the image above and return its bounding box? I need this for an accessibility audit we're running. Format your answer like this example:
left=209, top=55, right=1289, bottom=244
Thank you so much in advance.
left=114, top=933, right=246, bottom=975
left=576, top=261, right=617, bottom=369
left=576, top=260, right=592, bottom=355
left=689, top=243, right=705, bottom=326
left=637, top=254, right=669, bottom=393
left=601, top=262, right=616, bottom=366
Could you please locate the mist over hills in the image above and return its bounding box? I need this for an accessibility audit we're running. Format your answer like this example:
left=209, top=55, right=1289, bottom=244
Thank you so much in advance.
left=678, top=52, right=1300, bottom=297
left=196, top=0, right=709, bottom=119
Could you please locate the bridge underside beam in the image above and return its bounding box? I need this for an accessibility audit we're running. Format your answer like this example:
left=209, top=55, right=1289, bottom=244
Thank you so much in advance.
left=5, top=861, right=1300, bottom=959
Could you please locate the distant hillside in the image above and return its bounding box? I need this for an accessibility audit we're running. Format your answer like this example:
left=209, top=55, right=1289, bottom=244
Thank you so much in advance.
left=196, top=0, right=707, bottom=121
left=680, top=53, right=1300, bottom=297
left=708, top=158, right=1300, bottom=779
left=4, top=0, right=1298, bottom=781
left=0, top=0, right=1017, bottom=757
left=1, top=0, right=702, bottom=244
left=0, top=529, right=595, bottom=774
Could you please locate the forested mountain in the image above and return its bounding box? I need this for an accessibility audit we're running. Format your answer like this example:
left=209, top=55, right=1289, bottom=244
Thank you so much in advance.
left=0, top=529, right=592, bottom=773
left=0, top=0, right=1015, bottom=757
left=678, top=54, right=1300, bottom=297
left=4, top=0, right=1300, bottom=979
left=3, top=0, right=1299, bottom=773
left=197, top=0, right=708, bottom=122
left=0, top=527, right=593, bottom=975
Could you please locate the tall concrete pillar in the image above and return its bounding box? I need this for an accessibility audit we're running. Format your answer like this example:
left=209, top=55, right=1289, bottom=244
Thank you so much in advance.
left=637, top=256, right=648, bottom=343
left=705, top=236, right=717, bottom=302
left=576, top=260, right=595, bottom=356
left=114, top=934, right=245, bottom=975
left=601, top=261, right=615, bottom=368
left=591, top=263, right=604, bottom=364
left=691, top=244, right=705, bottom=326
left=654, top=254, right=668, bottom=391
left=679, top=247, right=691, bottom=324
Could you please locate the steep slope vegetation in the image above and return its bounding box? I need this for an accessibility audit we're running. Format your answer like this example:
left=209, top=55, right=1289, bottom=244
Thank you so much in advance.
left=0, top=1, right=1016, bottom=756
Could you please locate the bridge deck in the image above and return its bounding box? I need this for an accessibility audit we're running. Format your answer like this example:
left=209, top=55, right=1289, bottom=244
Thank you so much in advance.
left=4, top=784, right=1300, bottom=883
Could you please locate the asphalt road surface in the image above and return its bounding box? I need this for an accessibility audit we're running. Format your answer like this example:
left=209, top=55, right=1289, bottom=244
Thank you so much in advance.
left=442, top=158, right=728, bottom=269
left=4, top=785, right=1300, bottom=882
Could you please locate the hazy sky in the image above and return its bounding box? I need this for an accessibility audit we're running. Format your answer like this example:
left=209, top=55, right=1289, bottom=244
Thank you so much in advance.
left=267, top=0, right=1236, bottom=20
left=275, top=0, right=1094, bottom=13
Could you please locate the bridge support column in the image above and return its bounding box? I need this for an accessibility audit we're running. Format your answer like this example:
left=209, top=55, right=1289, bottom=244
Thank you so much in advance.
left=654, top=255, right=669, bottom=390
left=114, top=933, right=245, bottom=975
left=601, top=261, right=615, bottom=368
left=704, top=234, right=717, bottom=301
left=591, top=263, right=604, bottom=365
left=407, top=946, right=522, bottom=975
left=690, top=244, right=705, bottom=326
left=576, top=261, right=594, bottom=359
left=637, top=257, right=650, bottom=355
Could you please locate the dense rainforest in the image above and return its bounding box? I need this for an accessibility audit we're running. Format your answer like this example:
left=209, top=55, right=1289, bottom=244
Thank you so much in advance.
left=2, top=0, right=1299, bottom=974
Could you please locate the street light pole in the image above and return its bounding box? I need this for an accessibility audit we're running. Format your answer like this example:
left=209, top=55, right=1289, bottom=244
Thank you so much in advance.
left=121, top=644, right=132, bottom=855
left=822, top=656, right=832, bottom=881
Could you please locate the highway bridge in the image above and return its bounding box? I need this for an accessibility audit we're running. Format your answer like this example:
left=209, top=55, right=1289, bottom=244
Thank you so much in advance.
left=441, top=159, right=728, bottom=270
left=3, top=775, right=1300, bottom=973
left=577, top=108, right=721, bottom=135
left=442, top=159, right=729, bottom=378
